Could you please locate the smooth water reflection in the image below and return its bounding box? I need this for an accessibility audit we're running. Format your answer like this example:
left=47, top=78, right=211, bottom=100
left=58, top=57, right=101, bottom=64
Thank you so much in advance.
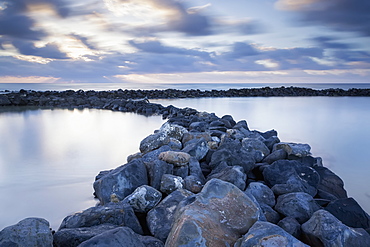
left=152, top=97, right=370, bottom=214
left=0, top=108, right=165, bottom=230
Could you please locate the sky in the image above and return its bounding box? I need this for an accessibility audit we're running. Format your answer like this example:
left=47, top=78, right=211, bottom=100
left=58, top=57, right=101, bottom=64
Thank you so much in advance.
left=0, top=0, right=369, bottom=84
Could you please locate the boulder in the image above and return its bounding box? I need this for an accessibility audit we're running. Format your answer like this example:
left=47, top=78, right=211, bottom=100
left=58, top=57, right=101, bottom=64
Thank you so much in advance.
left=0, top=95, right=11, bottom=105
left=245, top=182, right=275, bottom=207
left=58, top=201, right=143, bottom=235
left=159, top=122, right=188, bottom=140
left=160, top=174, right=184, bottom=195
left=78, top=227, right=145, bottom=247
left=53, top=224, right=117, bottom=247
left=147, top=189, right=193, bottom=242
left=182, top=137, right=209, bottom=161
left=207, top=166, right=247, bottom=191
left=271, top=176, right=317, bottom=197
left=0, top=218, right=53, bottom=247
left=262, top=148, right=287, bottom=164
left=165, top=179, right=262, bottom=246
left=184, top=175, right=204, bottom=193
left=263, top=160, right=319, bottom=196
left=93, top=159, right=148, bottom=205
left=188, top=157, right=206, bottom=183
left=277, top=217, right=302, bottom=239
left=273, top=142, right=311, bottom=157
left=325, top=197, right=370, bottom=229
left=275, top=192, right=320, bottom=224
left=124, top=185, right=162, bottom=213
left=138, top=235, right=164, bottom=247
left=234, top=221, right=309, bottom=247
left=313, top=166, right=348, bottom=199
left=158, top=151, right=191, bottom=166
left=242, top=138, right=270, bottom=157
left=140, top=132, right=170, bottom=154
left=260, top=204, right=281, bottom=224
left=145, top=159, right=173, bottom=190
left=173, top=165, right=189, bottom=178
left=302, top=209, right=370, bottom=247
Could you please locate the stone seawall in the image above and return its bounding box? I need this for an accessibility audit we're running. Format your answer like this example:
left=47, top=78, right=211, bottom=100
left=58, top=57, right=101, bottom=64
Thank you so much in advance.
left=1, top=89, right=370, bottom=246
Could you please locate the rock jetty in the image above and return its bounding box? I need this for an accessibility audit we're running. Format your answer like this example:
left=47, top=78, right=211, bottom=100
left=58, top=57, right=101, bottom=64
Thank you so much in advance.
left=1, top=89, right=370, bottom=246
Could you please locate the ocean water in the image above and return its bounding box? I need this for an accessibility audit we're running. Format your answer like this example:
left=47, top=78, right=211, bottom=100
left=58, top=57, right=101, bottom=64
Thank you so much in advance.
left=0, top=82, right=370, bottom=230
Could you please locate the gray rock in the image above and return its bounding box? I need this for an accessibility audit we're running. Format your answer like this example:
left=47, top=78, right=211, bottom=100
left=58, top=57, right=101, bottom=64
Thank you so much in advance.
left=262, top=148, right=287, bottom=164
left=126, top=152, right=142, bottom=162
left=189, top=121, right=208, bottom=132
left=271, top=176, right=317, bottom=197
left=275, top=192, right=320, bottom=224
left=78, top=227, right=145, bottom=247
left=263, top=136, right=281, bottom=151
left=273, top=142, right=311, bottom=157
left=141, top=145, right=171, bottom=165
left=159, top=122, right=188, bottom=140
left=313, top=166, right=348, bottom=199
left=147, top=189, right=193, bottom=242
left=165, top=179, right=262, bottom=246
left=245, top=182, right=276, bottom=207
left=124, top=185, right=162, bottom=213
left=167, top=138, right=182, bottom=150
left=58, top=201, right=143, bottom=235
left=145, top=159, right=173, bottom=190
left=233, top=120, right=249, bottom=130
left=173, top=165, right=189, bottom=178
left=242, top=138, right=270, bottom=157
left=260, top=204, right=281, bottom=224
left=0, top=218, right=53, bottom=247
left=184, top=175, right=204, bottom=193
left=93, top=159, right=148, bottom=205
left=0, top=95, right=11, bottom=105
left=182, top=137, right=209, bottom=161
left=325, top=197, right=370, bottom=229
left=235, top=221, right=309, bottom=247
left=158, top=151, right=191, bottom=166
left=277, top=217, right=302, bottom=239
left=188, top=157, right=206, bottom=183
left=140, top=132, right=170, bottom=154
left=53, top=224, right=117, bottom=247
left=302, top=209, right=370, bottom=247
left=207, top=165, right=247, bottom=191
left=160, top=174, right=184, bottom=194
left=138, top=235, right=164, bottom=247
left=263, top=160, right=319, bottom=196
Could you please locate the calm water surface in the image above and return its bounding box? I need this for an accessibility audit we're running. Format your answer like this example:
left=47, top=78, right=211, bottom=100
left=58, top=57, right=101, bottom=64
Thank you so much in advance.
left=1, top=96, right=370, bottom=230
left=0, top=108, right=165, bottom=230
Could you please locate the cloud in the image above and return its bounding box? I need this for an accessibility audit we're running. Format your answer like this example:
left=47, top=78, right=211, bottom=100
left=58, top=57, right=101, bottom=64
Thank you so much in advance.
left=11, top=40, right=69, bottom=59
left=311, top=36, right=353, bottom=49
left=276, top=0, right=370, bottom=37
left=223, top=42, right=260, bottom=59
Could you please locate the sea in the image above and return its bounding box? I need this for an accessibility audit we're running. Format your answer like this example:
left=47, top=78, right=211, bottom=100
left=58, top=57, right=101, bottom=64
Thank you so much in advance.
left=0, top=82, right=370, bottom=230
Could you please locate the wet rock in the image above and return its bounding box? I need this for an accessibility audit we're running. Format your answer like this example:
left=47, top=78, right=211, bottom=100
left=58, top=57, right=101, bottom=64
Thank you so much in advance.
left=245, top=182, right=276, bottom=207
left=313, top=166, right=347, bottom=199
left=207, top=165, right=247, bottom=191
left=53, top=224, right=117, bottom=247
left=158, top=151, right=191, bottom=166
left=0, top=218, right=53, bottom=247
left=325, top=197, right=370, bottom=229
left=301, top=209, right=370, bottom=247
left=78, top=227, right=145, bottom=247
left=58, top=201, right=143, bottom=235
left=235, top=221, right=309, bottom=247
left=273, top=142, right=311, bottom=157
left=0, top=95, right=11, bottom=105
left=160, top=174, right=184, bottom=195
left=124, top=185, right=162, bottom=213
left=242, top=138, right=270, bottom=157
left=147, top=189, right=193, bottom=242
left=275, top=192, right=321, bottom=224
left=277, top=217, right=302, bottom=239
left=93, top=159, right=148, bottom=205
left=165, top=179, right=262, bottom=246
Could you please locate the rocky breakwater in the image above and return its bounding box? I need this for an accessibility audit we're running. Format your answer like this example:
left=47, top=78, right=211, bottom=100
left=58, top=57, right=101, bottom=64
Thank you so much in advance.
left=1, top=104, right=370, bottom=246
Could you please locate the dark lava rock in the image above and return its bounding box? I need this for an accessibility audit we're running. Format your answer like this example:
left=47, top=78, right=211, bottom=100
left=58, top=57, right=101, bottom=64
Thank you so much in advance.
left=313, top=166, right=348, bottom=199
left=277, top=217, right=302, bottom=239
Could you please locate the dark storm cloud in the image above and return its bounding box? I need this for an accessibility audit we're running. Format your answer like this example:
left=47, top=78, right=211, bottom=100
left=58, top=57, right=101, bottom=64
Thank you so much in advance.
left=12, top=40, right=68, bottom=59
left=282, top=0, right=370, bottom=37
